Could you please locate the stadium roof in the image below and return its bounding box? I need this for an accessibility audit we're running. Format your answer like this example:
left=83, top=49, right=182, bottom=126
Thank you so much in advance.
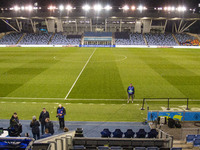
left=0, top=11, right=200, bottom=21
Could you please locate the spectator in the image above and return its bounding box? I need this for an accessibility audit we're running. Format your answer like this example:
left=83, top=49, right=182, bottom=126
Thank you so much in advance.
left=39, top=108, right=50, bottom=135
left=40, top=129, right=52, bottom=139
left=45, top=118, right=54, bottom=135
left=57, top=104, right=66, bottom=129
left=127, top=83, right=135, bottom=103
left=30, top=116, right=40, bottom=140
left=9, top=112, right=22, bottom=137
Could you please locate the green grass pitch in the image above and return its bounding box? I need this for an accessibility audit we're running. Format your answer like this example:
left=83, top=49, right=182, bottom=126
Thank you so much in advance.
left=0, top=47, right=200, bottom=122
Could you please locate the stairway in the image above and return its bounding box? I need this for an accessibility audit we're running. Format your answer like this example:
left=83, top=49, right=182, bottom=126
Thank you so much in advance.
left=16, top=33, right=26, bottom=44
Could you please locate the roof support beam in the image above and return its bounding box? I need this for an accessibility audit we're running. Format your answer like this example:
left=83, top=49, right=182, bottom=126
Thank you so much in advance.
left=180, top=20, right=197, bottom=33
left=178, top=19, right=183, bottom=33
left=16, top=19, right=21, bottom=32
left=1, top=19, right=19, bottom=32
left=45, top=19, right=49, bottom=32
left=164, top=19, right=168, bottom=32
left=30, top=19, right=36, bottom=33
left=174, top=22, right=178, bottom=33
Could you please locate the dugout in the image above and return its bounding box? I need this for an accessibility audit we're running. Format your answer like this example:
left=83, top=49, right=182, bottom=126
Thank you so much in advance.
left=82, top=32, right=114, bottom=46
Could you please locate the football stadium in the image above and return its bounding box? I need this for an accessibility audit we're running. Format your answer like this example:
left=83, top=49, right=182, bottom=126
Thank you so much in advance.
left=0, top=0, right=200, bottom=149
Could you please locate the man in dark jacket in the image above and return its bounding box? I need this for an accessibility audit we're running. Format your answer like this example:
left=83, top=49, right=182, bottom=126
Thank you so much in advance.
left=9, top=112, right=22, bottom=137
left=45, top=118, right=54, bottom=135
left=127, top=83, right=135, bottom=103
left=39, top=108, right=50, bottom=135
left=30, top=116, right=40, bottom=140
left=57, top=104, right=66, bottom=129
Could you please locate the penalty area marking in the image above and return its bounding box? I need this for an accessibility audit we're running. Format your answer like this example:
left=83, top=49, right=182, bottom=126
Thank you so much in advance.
left=64, top=48, right=97, bottom=100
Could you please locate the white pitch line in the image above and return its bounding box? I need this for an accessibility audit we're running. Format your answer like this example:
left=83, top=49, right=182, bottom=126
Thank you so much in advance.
left=64, top=48, right=97, bottom=100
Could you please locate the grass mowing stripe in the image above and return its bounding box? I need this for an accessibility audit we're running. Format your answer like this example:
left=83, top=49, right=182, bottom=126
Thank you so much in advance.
left=65, top=48, right=97, bottom=99
left=68, top=48, right=127, bottom=99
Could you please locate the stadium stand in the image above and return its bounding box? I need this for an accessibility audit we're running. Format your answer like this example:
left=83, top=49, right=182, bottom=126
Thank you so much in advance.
left=174, top=33, right=196, bottom=46
left=84, top=32, right=112, bottom=37
left=0, top=33, right=23, bottom=45
left=115, top=33, right=146, bottom=45
left=51, top=33, right=81, bottom=45
left=144, top=33, right=178, bottom=46
left=19, top=33, right=52, bottom=45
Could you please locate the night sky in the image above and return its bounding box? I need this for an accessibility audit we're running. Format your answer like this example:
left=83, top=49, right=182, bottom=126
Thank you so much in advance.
left=0, top=0, right=199, bottom=8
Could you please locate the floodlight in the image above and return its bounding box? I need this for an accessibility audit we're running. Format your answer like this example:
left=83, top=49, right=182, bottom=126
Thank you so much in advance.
left=122, top=5, right=129, bottom=11
left=177, top=6, right=186, bottom=12
left=14, top=5, right=20, bottom=11
left=93, top=4, right=102, bottom=11
left=59, top=5, right=64, bottom=11
left=82, top=4, right=91, bottom=11
left=48, top=5, right=56, bottom=10
left=137, top=5, right=147, bottom=11
left=137, top=5, right=143, bottom=11
left=131, top=5, right=136, bottom=10
left=105, top=5, right=112, bottom=10
left=66, top=5, right=73, bottom=11
left=21, top=6, right=25, bottom=10
left=27, top=5, right=33, bottom=11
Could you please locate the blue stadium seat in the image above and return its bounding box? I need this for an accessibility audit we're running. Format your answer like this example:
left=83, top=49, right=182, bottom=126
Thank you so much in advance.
left=193, top=139, right=200, bottom=147
left=113, top=129, right=123, bottom=138
left=101, top=128, right=111, bottom=138
left=171, top=148, right=182, bottom=150
left=134, top=147, right=146, bottom=150
left=110, top=146, right=123, bottom=150
left=196, top=135, right=200, bottom=139
left=186, top=135, right=196, bottom=143
left=147, top=129, right=158, bottom=138
left=136, top=129, right=147, bottom=138
left=147, top=147, right=159, bottom=150
left=98, top=146, right=109, bottom=150
left=124, top=129, right=135, bottom=138
left=73, top=145, right=85, bottom=150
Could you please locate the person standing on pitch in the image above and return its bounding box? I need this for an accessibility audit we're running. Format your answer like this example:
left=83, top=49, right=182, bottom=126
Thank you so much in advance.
left=127, top=83, right=135, bottom=103
left=57, top=104, right=66, bottom=129
left=39, top=108, right=50, bottom=135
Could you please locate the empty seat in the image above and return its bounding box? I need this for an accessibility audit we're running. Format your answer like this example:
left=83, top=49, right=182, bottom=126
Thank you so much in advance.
left=110, top=146, right=123, bottom=150
left=196, top=135, right=200, bottom=139
left=171, top=148, right=182, bottom=150
left=147, top=129, right=158, bottom=138
left=186, top=135, right=196, bottom=143
left=73, top=145, right=86, bottom=150
left=113, top=129, right=123, bottom=138
left=124, top=129, right=135, bottom=138
left=97, top=146, right=109, bottom=150
left=101, top=129, right=111, bottom=138
left=135, top=147, right=146, bottom=150
left=193, top=139, right=200, bottom=147
left=136, top=129, right=147, bottom=138
left=147, top=147, right=159, bottom=150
